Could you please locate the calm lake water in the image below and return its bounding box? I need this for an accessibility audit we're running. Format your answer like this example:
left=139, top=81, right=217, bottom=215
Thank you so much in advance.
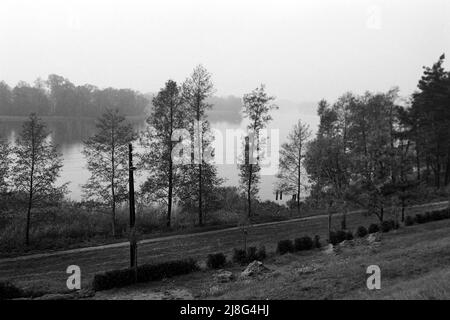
left=0, top=106, right=319, bottom=203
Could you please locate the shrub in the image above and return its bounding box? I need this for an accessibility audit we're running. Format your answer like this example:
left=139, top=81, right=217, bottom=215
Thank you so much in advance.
left=431, top=209, right=448, bottom=221
left=92, top=258, right=199, bottom=291
left=256, top=245, right=267, bottom=261
left=380, top=220, right=393, bottom=233
left=404, top=215, right=415, bottom=226
left=207, top=253, right=227, bottom=269
left=232, top=248, right=247, bottom=264
left=232, top=246, right=266, bottom=265
left=329, top=230, right=346, bottom=245
left=356, top=226, right=368, bottom=238
left=294, top=236, right=313, bottom=251
left=368, top=223, right=379, bottom=234
left=415, top=214, right=426, bottom=224
left=0, top=281, right=25, bottom=300
left=328, top=231, right=338, bottom=245
left=314, top=235, right=321, bottom=248
left=246, top=247, right=258, bottom=262
left=277, top=239, right=294, bottom=255
left=345, top=231, right=354, bottom=240
left=393, top=220, right=400, bottom=230
left=336, top=230, right=347, bottom=242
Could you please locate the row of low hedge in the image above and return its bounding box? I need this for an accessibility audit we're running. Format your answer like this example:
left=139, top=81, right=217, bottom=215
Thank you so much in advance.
left=277, top=235, right=321, bottom=255
left=405, top=208, right=450, bottom=226
left=323, top=219, right=401, bottom=246
left=232, top=246, right=266, bottom=265
left=0, top=281, right=45, bottom=300
left=0, top=281, right=26, bottom=300
left=92, top=258, right=199, bottom=291
left=93, top=246, right=267, bottom=290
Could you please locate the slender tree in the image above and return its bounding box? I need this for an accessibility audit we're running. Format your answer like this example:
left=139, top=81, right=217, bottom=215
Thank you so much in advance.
left=182, top=65, right=216, bottom=226
left=239, top=85, right=278, bottom=218
left=276, top=120, right=311, bottom=215
left=178, top=120, right=223, bottom=222
left=140, top=80, right=186, bottom=227
left=12, top=114, right=65, bottom=245
left=83, top=109, right=135, bottom=237
left=0, top=134, right=10, bottom=194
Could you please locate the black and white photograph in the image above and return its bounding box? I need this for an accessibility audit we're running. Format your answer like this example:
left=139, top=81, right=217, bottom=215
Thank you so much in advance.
left=1, top=0, right=450, bottom=307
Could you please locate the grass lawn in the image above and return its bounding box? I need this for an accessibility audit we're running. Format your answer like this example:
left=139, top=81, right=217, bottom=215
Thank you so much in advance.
left=92, top=217, right=450, bottom=300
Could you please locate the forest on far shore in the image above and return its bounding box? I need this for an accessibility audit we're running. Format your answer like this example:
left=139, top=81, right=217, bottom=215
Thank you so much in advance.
left=0, top=74, right=150, bottom=117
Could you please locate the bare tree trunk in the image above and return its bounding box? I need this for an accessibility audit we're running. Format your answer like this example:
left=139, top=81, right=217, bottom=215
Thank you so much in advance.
left=297, top=148, right=301, bottom=216
left=341, top=202, right=347, bottom=230
left=25, top=126, right=35, bottom=246
left=327, top=206, right=332, bottom=242
left=111, top=126, right=116, bottom=237
left=26, top=175, right=33, bottom=246
left=416, top=146, right=421, bottom=181
left=401, top=198, right=406, bottom=222
left=198, top=163, right=203, bottom=226
left=247, top=163, right=252, bottom=218
left=168, top=160, right=173, bottom=228
left=445, top=150, right=450, bottom=186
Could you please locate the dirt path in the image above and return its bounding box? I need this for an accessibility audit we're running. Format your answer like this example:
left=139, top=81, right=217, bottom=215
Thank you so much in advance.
left=0, top=201, right=447, bottom=293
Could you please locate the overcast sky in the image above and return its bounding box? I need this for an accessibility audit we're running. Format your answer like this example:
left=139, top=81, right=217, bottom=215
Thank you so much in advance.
left=1, top=0, right=449, bottom=102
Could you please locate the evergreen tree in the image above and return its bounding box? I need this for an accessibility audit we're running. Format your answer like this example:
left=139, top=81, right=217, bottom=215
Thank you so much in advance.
left=408, top=54, right=450, bottom=187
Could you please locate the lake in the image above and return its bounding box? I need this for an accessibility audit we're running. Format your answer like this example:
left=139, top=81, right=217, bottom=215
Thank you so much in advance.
left=0, top=105, right=319, bottom=203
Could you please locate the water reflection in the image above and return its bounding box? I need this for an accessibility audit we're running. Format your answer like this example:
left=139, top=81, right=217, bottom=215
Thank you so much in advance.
left=0, top=105, right=319, bottom=202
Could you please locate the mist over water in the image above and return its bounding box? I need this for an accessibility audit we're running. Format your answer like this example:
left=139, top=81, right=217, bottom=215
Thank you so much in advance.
left=0, top=102, right=319, bottom=202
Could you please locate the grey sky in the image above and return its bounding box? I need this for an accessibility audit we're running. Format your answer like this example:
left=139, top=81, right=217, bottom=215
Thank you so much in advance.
left=1, top=0, right=449, bottom=102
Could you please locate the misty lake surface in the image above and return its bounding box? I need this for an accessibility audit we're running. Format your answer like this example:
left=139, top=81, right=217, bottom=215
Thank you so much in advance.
left=0, top=106, right=319, bottom=203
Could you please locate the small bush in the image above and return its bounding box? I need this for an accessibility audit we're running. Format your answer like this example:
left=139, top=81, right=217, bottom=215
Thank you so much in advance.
left=431, top=209, right=448, bottom=221
left=0, top=281, right=25, bottom=300
left=404, top=215, right=415, bottom=226
left=277, top=239, right=294, bottom=255
left=329, top=230, right=347, bottom=245
left=345, top=231, right=354, bottom=240
left=380, top=220, right=393, bottom=233
left=415, top=214, right=426, bottom=224
left=393, top=220, right=400, bottom=230
left=232, top=248, right=247, bottom=264
left=314, top=235, right=321, bottom=248
left=368, top=223, right=379, bottom=234
left=92, top=258, right=199, bottom=291
left=232, top=246, right=266, bottom=265
left=246, top=247, right=258, bottom=262
left=336, top=230, right=347, bottom=242
left=207, top=253, right=227, bottom=269
left=256, top=245, right=267, bottom=261
left=356, top=226, right=368, bottom=238
left=294, top=236, right=313, bottom=251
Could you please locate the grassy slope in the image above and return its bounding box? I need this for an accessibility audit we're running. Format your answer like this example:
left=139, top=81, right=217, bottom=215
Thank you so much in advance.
left=1, top=201, right=448, bottom=297
left=94, top=218, right=450, bottom=300
left=214, top=219, right=450, bottom=299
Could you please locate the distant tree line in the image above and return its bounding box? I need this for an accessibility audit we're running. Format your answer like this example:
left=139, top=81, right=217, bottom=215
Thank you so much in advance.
left=0, top=75, right=149, bottom=117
